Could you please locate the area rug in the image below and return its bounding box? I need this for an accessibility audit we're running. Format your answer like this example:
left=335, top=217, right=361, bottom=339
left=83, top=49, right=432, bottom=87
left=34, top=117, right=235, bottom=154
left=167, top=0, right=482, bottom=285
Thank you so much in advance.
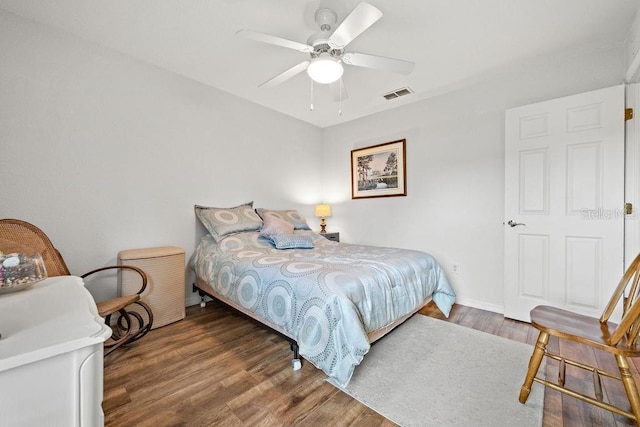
left=328, top=315, right=544, bottom=426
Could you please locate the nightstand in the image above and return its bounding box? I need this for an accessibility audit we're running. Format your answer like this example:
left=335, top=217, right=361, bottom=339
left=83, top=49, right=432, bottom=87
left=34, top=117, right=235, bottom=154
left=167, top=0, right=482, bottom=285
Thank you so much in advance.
left=321, top=232, right=340, bottom=242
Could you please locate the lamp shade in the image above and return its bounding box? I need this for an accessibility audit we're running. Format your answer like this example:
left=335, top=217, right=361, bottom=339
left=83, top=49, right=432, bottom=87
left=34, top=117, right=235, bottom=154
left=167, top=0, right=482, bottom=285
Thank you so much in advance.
left=307, top=56, right=343, bottom=84
left=315, top=204, right=332, bottom=217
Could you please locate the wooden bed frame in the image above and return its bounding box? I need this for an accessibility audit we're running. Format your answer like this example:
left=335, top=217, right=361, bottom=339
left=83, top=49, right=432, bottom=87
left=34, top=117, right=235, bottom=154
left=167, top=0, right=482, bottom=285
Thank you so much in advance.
left=193, top=275, right=431, bottom=370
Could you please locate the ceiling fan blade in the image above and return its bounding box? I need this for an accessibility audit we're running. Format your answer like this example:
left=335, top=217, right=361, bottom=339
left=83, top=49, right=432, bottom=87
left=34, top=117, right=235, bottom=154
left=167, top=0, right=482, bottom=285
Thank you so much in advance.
left=343, top=52, right=415, bottom=75
left=237, top=29, right=314, bottom=53
left=259, top=61, right=310, bottom=88
left=330, top=79, right=349, bottom=102
left=328, top=2, right=383, bottom=49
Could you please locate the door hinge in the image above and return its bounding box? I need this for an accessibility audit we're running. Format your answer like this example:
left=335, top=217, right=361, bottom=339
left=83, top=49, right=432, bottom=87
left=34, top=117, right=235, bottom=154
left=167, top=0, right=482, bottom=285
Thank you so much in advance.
left=625, top=202, right=633, bottom=215
left=626, top=108, right=634, bottom=121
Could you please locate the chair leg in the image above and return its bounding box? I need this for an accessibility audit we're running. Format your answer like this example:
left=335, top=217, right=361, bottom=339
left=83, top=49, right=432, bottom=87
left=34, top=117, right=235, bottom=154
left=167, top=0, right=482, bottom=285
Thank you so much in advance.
left=138, top=300, right=153, bottom=335
left=616, top=354, right=640, bottom=424
left=520, top=331, right=549, bottom=403
left=128, top=300, right=154, bottom=342
left=104, top=308, right=134, bottom=356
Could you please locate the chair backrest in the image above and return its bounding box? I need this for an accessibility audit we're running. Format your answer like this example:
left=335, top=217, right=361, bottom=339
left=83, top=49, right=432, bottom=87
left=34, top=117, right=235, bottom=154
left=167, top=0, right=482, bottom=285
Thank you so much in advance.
left=601, top=252, right=640, bottom=348
left=0, top=219, right=71, bottom=277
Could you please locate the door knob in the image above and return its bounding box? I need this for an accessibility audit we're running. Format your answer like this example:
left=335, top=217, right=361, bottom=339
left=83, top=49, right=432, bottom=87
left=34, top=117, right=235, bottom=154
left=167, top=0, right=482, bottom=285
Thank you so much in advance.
left=507, top=220, right=526, bottom=227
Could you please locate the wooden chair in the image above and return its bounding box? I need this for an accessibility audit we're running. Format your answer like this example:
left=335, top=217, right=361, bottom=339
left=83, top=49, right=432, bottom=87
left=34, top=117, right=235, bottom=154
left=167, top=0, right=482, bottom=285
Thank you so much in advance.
left=0, top=218, right=153, bottom=356
left=519, top=253, right=640, bottom=423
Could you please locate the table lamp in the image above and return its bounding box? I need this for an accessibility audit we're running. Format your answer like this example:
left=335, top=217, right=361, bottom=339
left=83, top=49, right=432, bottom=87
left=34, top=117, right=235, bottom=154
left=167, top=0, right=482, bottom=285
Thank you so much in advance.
left=315, top=204, right=332, bottom=234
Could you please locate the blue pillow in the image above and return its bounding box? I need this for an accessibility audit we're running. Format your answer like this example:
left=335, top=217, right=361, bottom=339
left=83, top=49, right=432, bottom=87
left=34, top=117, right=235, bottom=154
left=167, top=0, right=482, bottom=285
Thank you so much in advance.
left=269, top=234, right=315, bottom=250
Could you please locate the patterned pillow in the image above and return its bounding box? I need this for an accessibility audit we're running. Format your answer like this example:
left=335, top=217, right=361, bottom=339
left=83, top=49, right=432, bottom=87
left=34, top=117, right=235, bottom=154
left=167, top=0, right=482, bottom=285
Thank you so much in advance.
left=195, top=202, right=263, bottom=242
left=255, top=208, right=311, bottom=230
left=269, top=233, right=315, bottom=250
left=260, top=214, right=294, bottom=237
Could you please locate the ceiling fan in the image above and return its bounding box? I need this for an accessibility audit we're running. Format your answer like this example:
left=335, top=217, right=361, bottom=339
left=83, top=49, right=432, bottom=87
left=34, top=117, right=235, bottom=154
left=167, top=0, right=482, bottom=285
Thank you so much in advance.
left=237, top=2, right=415, bottom=101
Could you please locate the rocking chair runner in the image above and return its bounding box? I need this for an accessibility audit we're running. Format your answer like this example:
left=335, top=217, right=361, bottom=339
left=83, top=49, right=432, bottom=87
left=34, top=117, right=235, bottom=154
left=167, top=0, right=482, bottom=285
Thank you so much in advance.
left=519, top=253, right=640, bottom=424
left=0, top=219, right=153, bottom=356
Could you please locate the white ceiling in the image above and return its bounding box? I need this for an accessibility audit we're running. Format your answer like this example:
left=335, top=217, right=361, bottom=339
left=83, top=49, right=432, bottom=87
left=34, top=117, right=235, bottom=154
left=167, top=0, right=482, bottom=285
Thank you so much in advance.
left=1, top=0, right=638, bottom=128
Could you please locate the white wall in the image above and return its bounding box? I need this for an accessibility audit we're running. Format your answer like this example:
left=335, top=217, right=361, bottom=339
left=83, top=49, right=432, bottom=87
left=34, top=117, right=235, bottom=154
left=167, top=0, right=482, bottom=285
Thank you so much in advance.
left=626, top=9, right=640, bottom=82
left=0, top=9, right=629, bottom=314
left=0, top=11, right=323, bottom=305
left=321, top=45, right=627, bottom=313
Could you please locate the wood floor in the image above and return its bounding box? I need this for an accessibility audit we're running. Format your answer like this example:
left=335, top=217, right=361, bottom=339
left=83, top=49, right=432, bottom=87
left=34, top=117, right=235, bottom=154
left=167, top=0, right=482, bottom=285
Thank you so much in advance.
left=103, top=301, right=640, bottom=426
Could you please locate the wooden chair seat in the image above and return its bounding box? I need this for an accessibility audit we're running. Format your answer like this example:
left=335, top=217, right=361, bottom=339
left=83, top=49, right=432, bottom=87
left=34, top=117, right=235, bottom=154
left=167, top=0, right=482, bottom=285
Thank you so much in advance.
left=97, top=294, right=140, bottom=318
left=519, top=253, right=640, bottom=424
left=531, top=305, right=639, bottom=357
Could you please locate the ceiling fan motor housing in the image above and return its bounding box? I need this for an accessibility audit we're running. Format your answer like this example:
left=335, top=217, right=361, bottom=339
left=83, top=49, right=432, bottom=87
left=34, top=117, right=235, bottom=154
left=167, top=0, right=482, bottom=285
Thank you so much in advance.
left=309, top=42, right=343, bottom=59
left=308, top=8, right=343, bottom=58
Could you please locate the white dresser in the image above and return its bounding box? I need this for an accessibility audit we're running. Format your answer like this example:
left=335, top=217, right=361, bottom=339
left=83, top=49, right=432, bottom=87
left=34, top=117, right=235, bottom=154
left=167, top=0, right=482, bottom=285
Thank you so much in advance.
left=0, top=276, right=111, bottom=427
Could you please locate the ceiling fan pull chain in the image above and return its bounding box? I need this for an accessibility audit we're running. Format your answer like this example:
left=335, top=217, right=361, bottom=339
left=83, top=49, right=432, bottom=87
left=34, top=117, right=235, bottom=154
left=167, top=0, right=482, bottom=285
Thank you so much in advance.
left=310, top=79, right=314, bottom=111
left=338, top=79, right=343, bottom=116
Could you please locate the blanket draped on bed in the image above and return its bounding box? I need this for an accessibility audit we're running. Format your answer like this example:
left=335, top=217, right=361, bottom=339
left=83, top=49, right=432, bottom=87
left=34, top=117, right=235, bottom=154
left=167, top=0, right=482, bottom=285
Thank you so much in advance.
left=191, top=231, right=456, bottom=386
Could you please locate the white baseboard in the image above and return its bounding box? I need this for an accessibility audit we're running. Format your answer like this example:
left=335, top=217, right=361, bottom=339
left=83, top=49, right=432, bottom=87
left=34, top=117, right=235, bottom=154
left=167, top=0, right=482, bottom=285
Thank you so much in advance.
left=186, top=294, right=201, bottom=307
left=454, top=297, right=504, bottom=315
left=186, top=288, right=213, bottom=307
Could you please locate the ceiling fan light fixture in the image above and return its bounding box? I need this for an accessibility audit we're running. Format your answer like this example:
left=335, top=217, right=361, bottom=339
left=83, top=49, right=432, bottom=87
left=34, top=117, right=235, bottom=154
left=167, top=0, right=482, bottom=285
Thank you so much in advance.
left=307, top=56, right=344, bottom=84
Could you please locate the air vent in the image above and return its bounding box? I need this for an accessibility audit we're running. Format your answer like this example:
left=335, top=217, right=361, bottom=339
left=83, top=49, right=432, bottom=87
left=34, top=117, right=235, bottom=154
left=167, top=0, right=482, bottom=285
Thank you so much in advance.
left=383, top=87, right=414, bottom=100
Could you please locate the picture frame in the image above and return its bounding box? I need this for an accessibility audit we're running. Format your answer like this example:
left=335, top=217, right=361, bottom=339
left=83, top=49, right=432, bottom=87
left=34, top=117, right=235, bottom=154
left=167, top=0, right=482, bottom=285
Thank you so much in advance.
left=351, top=139, right=407, bottom=199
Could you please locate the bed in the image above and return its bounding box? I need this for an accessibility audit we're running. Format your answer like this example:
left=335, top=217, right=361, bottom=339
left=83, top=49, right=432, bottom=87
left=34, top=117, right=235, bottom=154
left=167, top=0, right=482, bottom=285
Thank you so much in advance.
left=190, top=203, right=456, bottom=386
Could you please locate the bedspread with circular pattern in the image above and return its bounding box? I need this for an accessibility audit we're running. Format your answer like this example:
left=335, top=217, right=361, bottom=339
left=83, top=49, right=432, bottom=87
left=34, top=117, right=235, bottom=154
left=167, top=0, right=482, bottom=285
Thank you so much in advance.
left=190, top=230, right=456, bottom=386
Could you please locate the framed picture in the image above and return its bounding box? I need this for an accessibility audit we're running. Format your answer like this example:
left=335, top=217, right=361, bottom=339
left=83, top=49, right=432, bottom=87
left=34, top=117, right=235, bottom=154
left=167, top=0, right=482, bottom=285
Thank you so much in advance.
left=351, top=139, right=406, bottom=199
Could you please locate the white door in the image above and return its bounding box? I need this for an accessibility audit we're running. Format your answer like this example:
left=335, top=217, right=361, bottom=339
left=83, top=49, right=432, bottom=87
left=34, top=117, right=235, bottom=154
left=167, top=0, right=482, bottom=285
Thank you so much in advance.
left=504, top=85, right=625, bottom=322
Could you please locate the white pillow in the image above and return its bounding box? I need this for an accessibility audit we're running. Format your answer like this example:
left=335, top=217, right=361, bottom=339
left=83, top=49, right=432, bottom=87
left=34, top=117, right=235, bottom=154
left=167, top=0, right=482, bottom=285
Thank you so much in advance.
left=260, top=214, right=294, bottom=237
left=255, top=208, right=311, bottom=230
